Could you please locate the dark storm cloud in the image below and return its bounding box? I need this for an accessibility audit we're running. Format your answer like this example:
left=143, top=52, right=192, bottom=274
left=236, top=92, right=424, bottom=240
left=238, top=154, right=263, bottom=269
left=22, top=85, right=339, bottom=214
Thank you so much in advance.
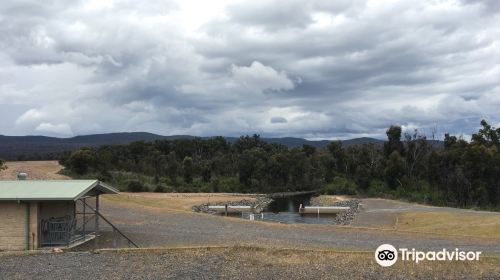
left=461, top=0, right=500, bottom=12
left=0, top=0, right=499, bottom=138
left=270, top=117, right=287, bottom=124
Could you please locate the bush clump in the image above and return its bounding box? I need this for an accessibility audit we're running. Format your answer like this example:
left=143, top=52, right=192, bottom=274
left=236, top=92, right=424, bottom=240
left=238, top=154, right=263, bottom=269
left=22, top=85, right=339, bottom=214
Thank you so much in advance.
left=127, top=180, right=145, bottom=192
left=367, top=179, right=391, bottom=197
left=322, top=176, right=358, bottom=195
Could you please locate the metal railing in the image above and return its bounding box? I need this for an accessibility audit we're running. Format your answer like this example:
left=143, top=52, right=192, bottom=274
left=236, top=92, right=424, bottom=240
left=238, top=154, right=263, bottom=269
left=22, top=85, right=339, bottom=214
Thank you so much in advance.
left=40, top=215, right=90, bottom=246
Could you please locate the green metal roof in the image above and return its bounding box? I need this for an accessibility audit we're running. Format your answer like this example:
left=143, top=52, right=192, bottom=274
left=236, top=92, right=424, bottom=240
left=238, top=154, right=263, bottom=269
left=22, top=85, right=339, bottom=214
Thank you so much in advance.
left=0, top=180, right=119, bottom=201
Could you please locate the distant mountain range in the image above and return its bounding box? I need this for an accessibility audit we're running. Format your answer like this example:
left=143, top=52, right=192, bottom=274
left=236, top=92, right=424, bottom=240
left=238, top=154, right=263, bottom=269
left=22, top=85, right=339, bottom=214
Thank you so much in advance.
left=0, top=132, right=434, bottom=160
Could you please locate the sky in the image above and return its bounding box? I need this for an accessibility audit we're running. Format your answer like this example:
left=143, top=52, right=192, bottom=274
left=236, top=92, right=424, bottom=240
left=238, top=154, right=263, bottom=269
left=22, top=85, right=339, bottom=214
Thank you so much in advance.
left=0, top=0, right=499, bottom=140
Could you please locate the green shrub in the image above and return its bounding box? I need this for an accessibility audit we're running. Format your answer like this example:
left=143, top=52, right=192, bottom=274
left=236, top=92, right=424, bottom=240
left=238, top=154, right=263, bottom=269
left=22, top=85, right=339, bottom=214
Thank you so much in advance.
left=154, top=184, right=166, bottom=192
left=127, top=180, right=145, bottom=192
left=192, top=178, right=212, bottom=193
left=322, top=176, right=358, bottom=195
left=199, top=182, right=212, bottom=193
left=218, top=177, right=243, bottom=193
left=97, top=170, right=112, bottom=182
left=367, top=179, right=391, bottom=197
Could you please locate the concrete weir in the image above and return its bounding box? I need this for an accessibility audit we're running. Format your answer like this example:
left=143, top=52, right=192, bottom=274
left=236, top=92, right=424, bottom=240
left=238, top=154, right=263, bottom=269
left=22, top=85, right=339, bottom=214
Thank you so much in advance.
left=299, top=205, right=350, bottom=215
left=208, top=205, right=253, bottom=214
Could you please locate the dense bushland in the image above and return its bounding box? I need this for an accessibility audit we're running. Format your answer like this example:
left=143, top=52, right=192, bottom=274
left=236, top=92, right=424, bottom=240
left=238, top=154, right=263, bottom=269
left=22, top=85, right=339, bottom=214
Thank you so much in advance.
left=59, top=120, right=500, bottom=210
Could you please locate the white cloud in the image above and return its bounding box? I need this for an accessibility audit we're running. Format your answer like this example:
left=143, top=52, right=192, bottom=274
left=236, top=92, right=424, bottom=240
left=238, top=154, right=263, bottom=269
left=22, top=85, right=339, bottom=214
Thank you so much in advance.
left=230, top=61, right=295, bottom=92
left=35, top=122, right=73, bottom=135
left=15, top=109, right=45, bottom=125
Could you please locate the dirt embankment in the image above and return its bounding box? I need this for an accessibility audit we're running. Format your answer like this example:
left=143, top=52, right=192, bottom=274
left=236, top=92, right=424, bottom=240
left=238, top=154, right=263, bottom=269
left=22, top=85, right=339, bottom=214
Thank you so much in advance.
left=0, top=161, right=70, bottom=180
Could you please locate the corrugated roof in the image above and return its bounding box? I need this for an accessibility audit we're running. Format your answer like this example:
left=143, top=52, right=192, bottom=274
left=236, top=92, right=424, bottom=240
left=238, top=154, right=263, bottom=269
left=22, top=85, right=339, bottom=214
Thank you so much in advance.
left=0, top=180, right=119, bottom=201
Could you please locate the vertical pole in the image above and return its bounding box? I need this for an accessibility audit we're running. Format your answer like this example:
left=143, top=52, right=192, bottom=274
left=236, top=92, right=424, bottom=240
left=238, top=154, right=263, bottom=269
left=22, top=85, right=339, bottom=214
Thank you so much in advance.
left=82, top=198, right=86, bottom=236
left=94, top=195, right=99, bottom=248
left=25, top=203, right=30, bottom=250
left=225, top=204, right=228, bottom=216
left=113, top=228, right=117, bottom=248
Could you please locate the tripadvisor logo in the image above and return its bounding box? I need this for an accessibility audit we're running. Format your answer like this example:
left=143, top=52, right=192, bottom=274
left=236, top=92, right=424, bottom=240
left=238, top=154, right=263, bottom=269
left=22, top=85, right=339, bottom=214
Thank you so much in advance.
left=375, top=244, right=398, bottom=267
left=375, top=244, right=482, bottom=267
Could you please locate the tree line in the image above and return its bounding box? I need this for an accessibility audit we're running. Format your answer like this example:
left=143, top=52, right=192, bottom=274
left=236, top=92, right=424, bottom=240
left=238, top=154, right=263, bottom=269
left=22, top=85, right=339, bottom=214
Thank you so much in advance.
left=59, top=120, right=500, bottom=209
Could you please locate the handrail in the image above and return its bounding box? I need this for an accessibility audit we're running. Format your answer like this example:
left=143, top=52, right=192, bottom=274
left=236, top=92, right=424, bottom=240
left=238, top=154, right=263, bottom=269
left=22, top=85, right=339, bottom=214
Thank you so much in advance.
left=81, top=200, right=139, bottom=248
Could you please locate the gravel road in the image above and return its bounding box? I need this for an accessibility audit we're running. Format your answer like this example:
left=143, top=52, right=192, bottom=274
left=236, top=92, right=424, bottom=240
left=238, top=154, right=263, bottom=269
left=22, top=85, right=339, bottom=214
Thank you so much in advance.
left=81, top=198, right=500, bottom=253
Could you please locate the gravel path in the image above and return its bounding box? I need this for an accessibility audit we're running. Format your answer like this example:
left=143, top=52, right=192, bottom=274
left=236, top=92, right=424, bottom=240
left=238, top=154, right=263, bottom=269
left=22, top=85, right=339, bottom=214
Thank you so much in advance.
left=1, top=247, right=498, bottom=280
left=84, top=199, right=500, bottom=253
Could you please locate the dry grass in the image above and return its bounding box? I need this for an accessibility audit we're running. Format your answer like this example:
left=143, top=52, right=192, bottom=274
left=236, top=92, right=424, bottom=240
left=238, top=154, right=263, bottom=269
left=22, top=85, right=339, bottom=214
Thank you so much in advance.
left=102, top=192, right=258, bottom=212
left=0, top=161, right=69, bottom=180
left=395, top=212, right=500, bottom=239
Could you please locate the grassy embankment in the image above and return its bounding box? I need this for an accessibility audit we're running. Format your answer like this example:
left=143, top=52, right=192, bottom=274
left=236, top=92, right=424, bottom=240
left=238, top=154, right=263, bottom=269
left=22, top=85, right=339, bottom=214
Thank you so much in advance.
left=395, top=212, right=500, bottom=239
left=102, top=193, right=257, bottom=212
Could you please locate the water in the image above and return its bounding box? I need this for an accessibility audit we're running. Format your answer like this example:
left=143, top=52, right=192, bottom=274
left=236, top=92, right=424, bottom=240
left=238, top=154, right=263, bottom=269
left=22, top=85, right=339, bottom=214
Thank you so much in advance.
left=240, top=193, right=338, bottom=224
left=266, top=193, right=312, bottom=213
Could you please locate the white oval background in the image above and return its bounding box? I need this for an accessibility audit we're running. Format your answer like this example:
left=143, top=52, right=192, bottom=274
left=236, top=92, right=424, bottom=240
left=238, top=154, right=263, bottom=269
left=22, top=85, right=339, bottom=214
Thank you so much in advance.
left=375, top=244, right=398, bottom=267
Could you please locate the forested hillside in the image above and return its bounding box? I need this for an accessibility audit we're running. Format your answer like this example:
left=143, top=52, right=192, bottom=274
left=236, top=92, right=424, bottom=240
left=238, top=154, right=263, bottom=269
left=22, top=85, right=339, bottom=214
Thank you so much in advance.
left=0, top=133, right=385, bottom=160
left=59, top=120, right=500, bottom=209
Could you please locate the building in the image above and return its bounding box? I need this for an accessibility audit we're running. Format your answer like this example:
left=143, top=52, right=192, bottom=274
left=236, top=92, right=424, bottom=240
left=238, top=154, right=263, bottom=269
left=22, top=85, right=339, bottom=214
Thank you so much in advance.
left=0, top=180, right=118, bottom=251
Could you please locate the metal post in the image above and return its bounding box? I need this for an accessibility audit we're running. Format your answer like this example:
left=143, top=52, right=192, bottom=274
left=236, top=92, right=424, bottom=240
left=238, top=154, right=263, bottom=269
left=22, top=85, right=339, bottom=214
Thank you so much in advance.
left=113, top=228, right=117, bottom=248
left=94, top=195, right=99, bottom=248
left=225, top=204, right=228, bottom=216
left=25, top=203, right=30, bottom=250
left=82, top=198, right=86, bottom=235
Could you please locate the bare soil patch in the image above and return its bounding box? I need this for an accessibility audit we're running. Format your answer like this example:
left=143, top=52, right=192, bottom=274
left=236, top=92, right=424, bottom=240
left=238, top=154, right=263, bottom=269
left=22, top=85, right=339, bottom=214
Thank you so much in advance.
left=0, top=161, right=69, bottom=180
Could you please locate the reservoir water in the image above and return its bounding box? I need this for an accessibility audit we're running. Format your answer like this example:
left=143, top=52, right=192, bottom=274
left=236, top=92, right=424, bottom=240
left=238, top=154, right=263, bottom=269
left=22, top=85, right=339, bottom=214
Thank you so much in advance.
left=240, top=193, right=339, bottom=224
